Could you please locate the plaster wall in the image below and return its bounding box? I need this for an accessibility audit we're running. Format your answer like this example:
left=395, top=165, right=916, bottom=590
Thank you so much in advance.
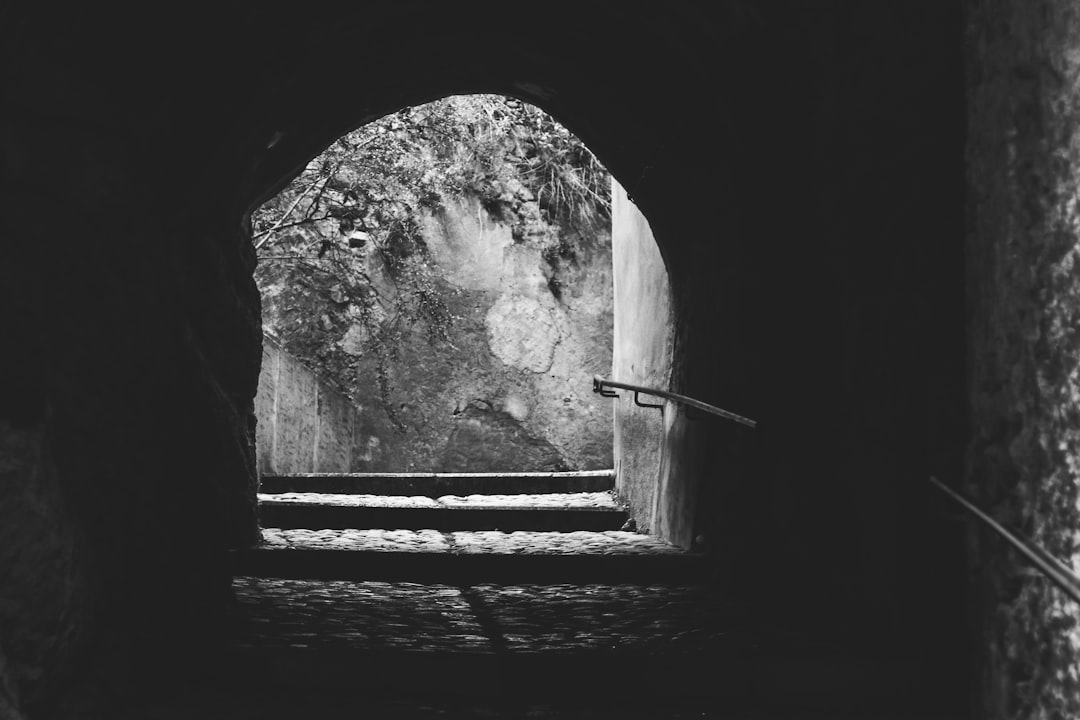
left=256, top=337, right=363, bottom=474
left=610, top=180, right=673, bottom=533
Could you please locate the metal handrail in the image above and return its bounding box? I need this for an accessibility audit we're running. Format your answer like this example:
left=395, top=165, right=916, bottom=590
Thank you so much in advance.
left=929, top=476, right=1080, bottom=604
left=592, top=376, right=757, bottom=429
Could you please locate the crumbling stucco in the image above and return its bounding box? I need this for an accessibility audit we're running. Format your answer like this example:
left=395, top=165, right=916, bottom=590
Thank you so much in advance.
left=485, top=293, right=565, bottom=374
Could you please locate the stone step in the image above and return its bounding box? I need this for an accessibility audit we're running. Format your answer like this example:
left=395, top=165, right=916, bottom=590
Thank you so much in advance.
left=231, top=529, right=708, bottom=585
left=257, top=491, right=627, bottom=531
left=215, top=576, right=751, bottom=703
left=257, top=469, right=615, bottom=497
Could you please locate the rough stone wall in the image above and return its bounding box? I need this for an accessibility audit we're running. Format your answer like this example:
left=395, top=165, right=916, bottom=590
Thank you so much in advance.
left=967, top=2, right=1080, bottom=716
left=0, top=10, right=263, bottom=715
left=0, top=201, right=261, bottom=715
left=0, top=196, right=261, bottom=715
left=259, top=195, right=613, bottom=473
left=610, top=180, right=674, bottom=533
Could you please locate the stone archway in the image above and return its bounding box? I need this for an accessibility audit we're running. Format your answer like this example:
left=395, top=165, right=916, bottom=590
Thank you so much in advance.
left=247, top=92, right=687, bottom=545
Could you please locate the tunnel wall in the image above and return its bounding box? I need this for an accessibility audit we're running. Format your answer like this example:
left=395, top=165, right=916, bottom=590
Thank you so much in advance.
left=966, top=2, right=1080, bottom=717
left=0, top=196, right=261, bottom=715
left=0, top=198, right=261, bottom=716
left=629, top=2, right=969, bottom=708
left=0, top=9, right=263, bottom=715
left=610, top=179, right=674, bottom=534
left=256, top=337, right=359, bottom=474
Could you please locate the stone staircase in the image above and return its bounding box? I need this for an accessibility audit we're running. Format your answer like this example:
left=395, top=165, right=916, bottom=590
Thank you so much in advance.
left=206, top=470, right=757, bottom=717
left=123, top=470, right=951, bottom=719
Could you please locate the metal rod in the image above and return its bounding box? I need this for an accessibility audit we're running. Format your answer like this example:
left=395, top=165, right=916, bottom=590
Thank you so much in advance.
left=928, top=476, right=1080, bottom=605
left=634, top=391, right=664, bottom=410
left=593, top=376, right=757, bottom=428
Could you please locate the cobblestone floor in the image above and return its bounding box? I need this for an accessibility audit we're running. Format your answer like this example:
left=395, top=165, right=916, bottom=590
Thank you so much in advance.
left=473, top=583, right=730, bottom=652
left=257, top=491, right=620, bottom=510
left=258, top=528, right=686, bottom=555
left=230, top=578, right=489, bottom=652
left=230, top=577, right=731, bottom=654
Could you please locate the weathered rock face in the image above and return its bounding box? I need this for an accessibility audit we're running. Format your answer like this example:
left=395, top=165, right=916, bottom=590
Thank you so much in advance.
left=966, top=2, right=1080, bottom=717
left=259, top=195, right=613, bottom=472
left=439, top=404, right=566, bottom=472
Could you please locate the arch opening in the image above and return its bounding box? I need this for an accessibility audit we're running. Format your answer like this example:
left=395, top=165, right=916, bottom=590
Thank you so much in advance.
left=249, top=94, right=678, bottom=536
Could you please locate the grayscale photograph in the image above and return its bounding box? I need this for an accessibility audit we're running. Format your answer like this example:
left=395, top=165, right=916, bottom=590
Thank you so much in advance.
left=0, top=3, right=1052, bottom=719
